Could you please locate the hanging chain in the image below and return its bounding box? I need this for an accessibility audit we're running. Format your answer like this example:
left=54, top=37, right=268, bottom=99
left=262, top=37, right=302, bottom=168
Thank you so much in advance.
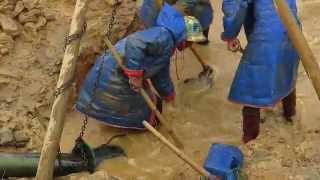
left=73, top=0, right=120, bottom=168
left=78, top=0, right=120, bottom=139
left=54, top=22, right=87, bottom=98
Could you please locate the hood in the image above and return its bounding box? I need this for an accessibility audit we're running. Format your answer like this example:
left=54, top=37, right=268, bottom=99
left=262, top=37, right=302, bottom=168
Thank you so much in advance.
left=156, top=3, right=187, bottom=44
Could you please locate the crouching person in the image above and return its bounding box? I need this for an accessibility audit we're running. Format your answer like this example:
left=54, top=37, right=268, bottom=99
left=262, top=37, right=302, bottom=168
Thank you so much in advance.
left=76, top=3, right=206, bottom=129
left=221, top=0, right=301, bottom=143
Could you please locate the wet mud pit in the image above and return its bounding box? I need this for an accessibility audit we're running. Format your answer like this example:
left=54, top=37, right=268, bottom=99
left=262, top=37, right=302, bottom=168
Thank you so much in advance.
left=1, top=0, right=320, bottom=179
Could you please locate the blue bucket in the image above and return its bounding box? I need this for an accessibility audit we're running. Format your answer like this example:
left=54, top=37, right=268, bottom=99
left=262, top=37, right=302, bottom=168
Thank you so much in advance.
left=202, top=143, right=244, bottom=180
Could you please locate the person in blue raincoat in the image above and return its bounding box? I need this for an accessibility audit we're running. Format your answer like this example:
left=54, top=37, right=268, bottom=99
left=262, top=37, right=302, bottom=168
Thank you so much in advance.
left=139, top=0, right=213, bottom=44
left=221, top=0, right=300, bottom=143
left=76, top=3, right=206, bottom=129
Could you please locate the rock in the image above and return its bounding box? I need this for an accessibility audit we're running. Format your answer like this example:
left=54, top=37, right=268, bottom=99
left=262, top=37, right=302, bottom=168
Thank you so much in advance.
left=278, top=137, right=286, bottom=144
left=22, top=0, right=38, bottom=10
left=0, top=127, right=14, bottom=145
left=35, top=15, right=46, bottom=30
left=24, top=22, right=37, bottom=38
left=0, top=47, right=9, bottom=55
left=5, top=97, right=14, bottom=103
left=0, top=33, right=14, bottom=50
left=0, top=13, right=21, bottom=36
left=42, top=9, right=55, bottom=21
left=13, top=1, right=25, bottom=17
left=18, top=8, right=41, bottom=24
left=0, top=110, right=12, bottom=122
left=281, top=158, right=293, bottom=167
left=105, top=0, right=122, bottom=6
left=13, top=130, right=30, bottom=142
left=0, top=0, right=13, bottom=13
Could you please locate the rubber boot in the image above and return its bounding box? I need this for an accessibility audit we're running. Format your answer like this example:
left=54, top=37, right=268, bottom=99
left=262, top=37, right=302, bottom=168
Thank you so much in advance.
left=242, top=106, right=260, bottom=144
left=282, top=89, right=296, bottom=122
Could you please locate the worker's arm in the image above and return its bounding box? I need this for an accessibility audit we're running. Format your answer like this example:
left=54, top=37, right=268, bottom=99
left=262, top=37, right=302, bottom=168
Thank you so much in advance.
left=123, top=36, right=147, bottom=78
left=221, top=0, right=250, bottom=41
left=150, top=64, right=175, bottom=102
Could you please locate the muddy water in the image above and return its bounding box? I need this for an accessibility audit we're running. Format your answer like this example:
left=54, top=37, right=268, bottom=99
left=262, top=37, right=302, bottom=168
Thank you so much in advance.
left=59, top=0, right=320, bottom=180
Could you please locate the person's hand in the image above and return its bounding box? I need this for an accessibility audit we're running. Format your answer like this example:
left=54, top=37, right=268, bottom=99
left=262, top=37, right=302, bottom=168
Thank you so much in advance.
left=227, top=38, right=241, bottom=52
left=129, top=76, right=143, bottom=92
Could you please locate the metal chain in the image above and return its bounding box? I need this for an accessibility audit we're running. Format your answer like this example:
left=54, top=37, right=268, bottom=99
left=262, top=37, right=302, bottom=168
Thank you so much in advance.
left=54, top=21, right=87, bottom=98
left=78, top=0, right=120, bottom=139
left=64, top=22, right=87, bottom=50
left=106, top=0, right=120, bottom=39
left=75, top=0, right=120, bottom=167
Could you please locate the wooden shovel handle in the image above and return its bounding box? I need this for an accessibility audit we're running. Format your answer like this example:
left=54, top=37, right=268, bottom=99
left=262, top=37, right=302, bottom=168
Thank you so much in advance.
left=105, top=38, right=184, bottom=149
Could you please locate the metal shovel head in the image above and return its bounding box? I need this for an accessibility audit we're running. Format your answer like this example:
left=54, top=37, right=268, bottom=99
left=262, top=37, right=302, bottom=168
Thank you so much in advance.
left=184, top=65, right=214, bottom=90
left=203, top=143, right=244, bottom=180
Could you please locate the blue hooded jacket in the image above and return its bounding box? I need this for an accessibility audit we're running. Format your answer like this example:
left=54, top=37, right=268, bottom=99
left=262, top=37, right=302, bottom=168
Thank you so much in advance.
left=76, top=4, right=187, bottom=129
left=222, top=0, right=300, bottom=107
left=140, top=0, right=213, bottom=30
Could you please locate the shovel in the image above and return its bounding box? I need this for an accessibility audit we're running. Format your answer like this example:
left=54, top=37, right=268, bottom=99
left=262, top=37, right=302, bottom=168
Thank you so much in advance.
left=184, top=46, right=214, bottom=88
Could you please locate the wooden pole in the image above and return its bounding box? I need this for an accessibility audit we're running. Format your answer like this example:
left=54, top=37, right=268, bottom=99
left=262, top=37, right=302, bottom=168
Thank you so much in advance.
left=274, top=0, right=320, bottom=101
left=35, top=0, right=88, bottom=179
left=190, top=46, right=207, bottom=69
left=104, top=39, right=184, bottom=149
left=143, top=121, right=217, bottom=180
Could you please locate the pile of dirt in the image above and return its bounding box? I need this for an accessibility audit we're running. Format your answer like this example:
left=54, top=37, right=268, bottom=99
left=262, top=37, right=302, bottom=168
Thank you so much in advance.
left=0, top=0, right=55, bottom=58
left=0, top=0, right=139, bottom=153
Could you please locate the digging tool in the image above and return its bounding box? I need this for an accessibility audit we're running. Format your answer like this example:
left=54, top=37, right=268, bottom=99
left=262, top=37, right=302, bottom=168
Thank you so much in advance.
left=273, top=0, right=320, bottom=101
left=36, top=0, right=88, bottom=179
left=143, top=121, right=217, bottom=180
left=183, top=46, right=214, bottom=88
left=104, top=39, right=184, bottom=149
left=189, top=46, right=214, bottom=86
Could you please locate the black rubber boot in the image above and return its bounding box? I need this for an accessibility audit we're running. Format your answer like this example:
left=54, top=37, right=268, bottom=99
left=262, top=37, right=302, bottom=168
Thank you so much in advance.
left=282, top=89, right=296, bottom=122
left=242, top=106, right=261, bottom=144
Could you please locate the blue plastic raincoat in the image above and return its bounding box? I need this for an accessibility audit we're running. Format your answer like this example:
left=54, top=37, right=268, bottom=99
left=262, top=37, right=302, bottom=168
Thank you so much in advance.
left=140, top=0, right=213, bottom=29
left=76, top=4, right=187, bottom=129
left=222, top=0, right=300, bottom=108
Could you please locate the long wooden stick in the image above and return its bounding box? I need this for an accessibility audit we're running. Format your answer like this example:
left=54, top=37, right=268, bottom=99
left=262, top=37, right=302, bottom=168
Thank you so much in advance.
left=35, top=0, right=88, bottom=179
left=143, top=121, right=217, bottom=179
left=274, top=0, right=320, bottom=101
left=105, top=39, right=184, bottom=149
left=190, top=46, right=207, bottom=69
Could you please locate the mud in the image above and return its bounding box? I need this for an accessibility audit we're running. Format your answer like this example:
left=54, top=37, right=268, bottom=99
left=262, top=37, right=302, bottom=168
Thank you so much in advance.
left=1, top=0, right=320, bottom=180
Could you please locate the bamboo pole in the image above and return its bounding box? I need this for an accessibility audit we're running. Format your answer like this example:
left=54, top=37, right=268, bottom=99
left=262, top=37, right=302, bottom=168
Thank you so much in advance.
left=104, top=39, right=184, bottom=149
left=274, top=0, right=320, bottom=101
left=35, top=0, right=88, bottom=179
left=143, top=121, right=217, bottom=180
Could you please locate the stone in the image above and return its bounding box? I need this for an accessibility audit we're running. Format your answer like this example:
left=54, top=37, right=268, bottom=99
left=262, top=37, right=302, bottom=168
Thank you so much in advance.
left=0, top=33, right=14, bottom=50
left=22, top=0, right=38, bottom=10
left=13, top=1, right=25, bottom=17
left=0, top=111, right=12, bottom=122
left=42, top=9, right=55, bottom=21
left=0, top=127, right=14, bottom=145
left=0, top=13, right=21, bottom=36
left=35, top=15, right=46, bottom=30
left=105, top=0, right=122, bottom=6
left=18, top=8, right=41, bottom=24
left=13, top=130, right=30, bottom=142
left=0, top=47, right=9, bottom=55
